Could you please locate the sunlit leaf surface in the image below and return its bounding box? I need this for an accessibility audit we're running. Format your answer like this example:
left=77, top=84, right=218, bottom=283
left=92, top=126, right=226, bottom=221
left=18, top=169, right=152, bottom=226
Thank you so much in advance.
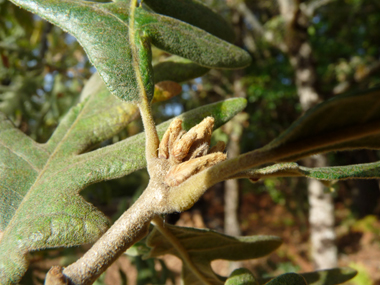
left=9, top=0, right=250, bottom=103
left=0, top=79, right=246, bottom=283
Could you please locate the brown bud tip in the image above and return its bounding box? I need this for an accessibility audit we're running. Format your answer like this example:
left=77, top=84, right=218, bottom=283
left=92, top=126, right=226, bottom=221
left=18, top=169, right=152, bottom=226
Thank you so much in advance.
left=165, top=152, right=227, bottom=187
left=159, top=118, right=183, bottom=159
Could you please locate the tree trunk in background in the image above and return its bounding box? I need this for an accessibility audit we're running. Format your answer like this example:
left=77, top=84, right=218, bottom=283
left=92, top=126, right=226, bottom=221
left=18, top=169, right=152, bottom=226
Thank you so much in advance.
left=223, top=88, right=246, bottom=271
left=229, top=0, right=339, bottom=269
left=224, top=111, right=246, bottom=239
left=306, top=155, right=338, bottom=269
left=224, top=178, right=240, bottom=237
left=224, top=123, right=242, bottom=238
left=278, top=0, right=338, bottom=269
left=224, top=114, right=247, bottom=272
left=223, top=9, right=247, bottom=272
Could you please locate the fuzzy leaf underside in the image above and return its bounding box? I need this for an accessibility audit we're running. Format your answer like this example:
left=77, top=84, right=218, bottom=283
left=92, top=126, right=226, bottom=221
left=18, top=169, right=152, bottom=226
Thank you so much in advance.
left=260, top=267, right=357, bottom=285
left=9, top=0, right=250, bottom=103
left=0, top=91, right=246, bottom=284
left=265, top=87, right=380, bottom=162
left=239, top=161, right=380, bottom=182
left=145, top=13, right=250, bottom=70
left=0, top=82, right=135, bottom=231
left=145, top=223, right=282, bottom=285
left=143, top=0, right=236, bottom=43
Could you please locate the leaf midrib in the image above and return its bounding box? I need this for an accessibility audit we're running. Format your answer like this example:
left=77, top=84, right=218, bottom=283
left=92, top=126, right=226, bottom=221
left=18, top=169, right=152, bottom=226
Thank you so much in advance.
left=2, top=0, right=146, bottom=233
left=128, top=1, right=147, bottom=103
left=0, top=139, right=41, bottom=173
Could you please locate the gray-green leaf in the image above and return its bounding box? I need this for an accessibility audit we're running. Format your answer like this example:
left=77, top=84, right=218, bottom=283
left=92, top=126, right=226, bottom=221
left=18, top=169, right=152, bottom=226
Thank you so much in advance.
left=143, top=0, right=236, bottom=43
left=0, top=85, right=132, bottom=284
left=0, top=88, right=246, bottom=284
left=146, top=13, right=250, bottom=69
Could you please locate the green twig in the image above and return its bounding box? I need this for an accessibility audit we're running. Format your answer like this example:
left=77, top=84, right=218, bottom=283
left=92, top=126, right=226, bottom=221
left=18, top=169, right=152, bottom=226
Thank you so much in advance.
left=138, top=95, right=160, bottom=162
left=129, top=0, right=159, bottom=163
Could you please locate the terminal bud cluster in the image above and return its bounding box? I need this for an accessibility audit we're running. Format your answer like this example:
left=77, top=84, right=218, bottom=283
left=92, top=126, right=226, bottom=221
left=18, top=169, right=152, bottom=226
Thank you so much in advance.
left=159, top=117, right=227, bottom=187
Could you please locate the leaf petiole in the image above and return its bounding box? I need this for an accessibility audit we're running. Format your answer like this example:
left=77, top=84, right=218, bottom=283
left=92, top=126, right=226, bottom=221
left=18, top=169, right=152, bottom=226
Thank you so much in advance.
left=128, top=0, right=159, bottom=163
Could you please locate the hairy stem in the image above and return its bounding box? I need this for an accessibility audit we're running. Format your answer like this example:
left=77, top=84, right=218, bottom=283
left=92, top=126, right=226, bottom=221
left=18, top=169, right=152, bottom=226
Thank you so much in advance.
left=139, top=95, right=160, bottom=162
left=151, top=216, right=212, bottom=285
left=128, top=0, right=159, bottom=163
left=62, top=156, right=171, bottom=284
left=62, top=188, right=158, bottom=285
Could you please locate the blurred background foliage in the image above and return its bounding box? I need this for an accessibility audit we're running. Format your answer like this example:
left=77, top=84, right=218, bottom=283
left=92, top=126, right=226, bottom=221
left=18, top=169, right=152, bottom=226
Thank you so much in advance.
left=1, top=0, right=380, bottom=284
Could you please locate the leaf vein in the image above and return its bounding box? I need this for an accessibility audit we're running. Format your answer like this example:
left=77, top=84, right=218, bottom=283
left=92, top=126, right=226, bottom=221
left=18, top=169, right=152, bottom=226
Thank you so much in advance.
left=0, top=140, right=41, bottom=173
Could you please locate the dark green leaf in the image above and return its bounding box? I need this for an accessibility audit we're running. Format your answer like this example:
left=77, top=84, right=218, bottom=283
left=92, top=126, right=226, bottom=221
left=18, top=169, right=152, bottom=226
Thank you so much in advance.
left=267, top=87, right=380, bottom=162
left=145, top=223, right=282, bottom=285
left=10, top=0, right=250, bottom=102
left=143, top=0, right=235, bottom=43
left=264, top=273, right=307, bottom=285
left=225, top=268, right=259, bottom=285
